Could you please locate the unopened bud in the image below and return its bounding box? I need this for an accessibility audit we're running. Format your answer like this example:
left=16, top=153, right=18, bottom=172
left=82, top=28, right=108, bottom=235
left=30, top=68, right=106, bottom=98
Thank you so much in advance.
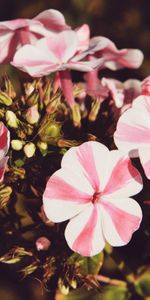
left=6, top=111, right=18, bottom=128
left=4, top=75, right=16, bottom=99
left=26, top=89, right=39, bottom=106
left=39, top=121, right=62, bottom=143
left=57, top=139, right=80, bottom=148
left=89, top=98, right=101, bottom=121
left=71, top=104, right=81, bottom=128
left=35, top=237, right=51, bottom=251
left=0, top=185, right=12, bottom=208
left=37, top=141, right=48, bottom=153
left=0, top=91, right=12, bottom=106
left=11, top=139, right=24, bottom=151
left=25, top=105, right=40, bottom=124
left=23, top=143, right=36, bottom=158
left=70, top=279, right=77, bottom=289
left=58, top=279, right=69, bottom=296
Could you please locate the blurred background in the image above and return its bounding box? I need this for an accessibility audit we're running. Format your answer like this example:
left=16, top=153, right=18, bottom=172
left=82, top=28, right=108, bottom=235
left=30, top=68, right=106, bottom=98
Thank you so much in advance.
left=0, top=0, right=149, bottom=78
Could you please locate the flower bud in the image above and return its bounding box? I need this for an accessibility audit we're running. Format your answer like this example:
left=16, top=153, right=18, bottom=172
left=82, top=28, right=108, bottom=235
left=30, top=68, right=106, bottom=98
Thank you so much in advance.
left=11, top=139, right=24, bottom=151
left=23, top=143, right=36, bottom=158
left=35, top=237, right=51, bottom=251
left=6, top=111, right=18, bottom=128
left=0, top=91, right=12, bottom=106
left=70, top=279, right=77, bottom=289
left=58, top=279, right=69, bottom=296
left=39, top=120, right=62, bottom=143
left=25, top=105, right=40, bottom=124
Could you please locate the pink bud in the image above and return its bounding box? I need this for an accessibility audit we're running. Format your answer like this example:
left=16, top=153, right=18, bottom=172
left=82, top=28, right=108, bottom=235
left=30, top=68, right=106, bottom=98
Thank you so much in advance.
left=35, top=237, right=51, bottom=251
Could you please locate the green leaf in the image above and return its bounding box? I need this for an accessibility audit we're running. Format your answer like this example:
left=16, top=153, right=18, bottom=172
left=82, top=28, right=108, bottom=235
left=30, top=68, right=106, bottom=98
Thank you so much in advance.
left=68, top=252, right=104, bottom=275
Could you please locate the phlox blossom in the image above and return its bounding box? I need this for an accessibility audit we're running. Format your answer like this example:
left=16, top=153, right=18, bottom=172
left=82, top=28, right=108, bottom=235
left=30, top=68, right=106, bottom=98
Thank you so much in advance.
left=114, top=95, right=150, bottom=179
left=0, top=9, right=70, bottom=63
left=43, top=141, right=143, bottom=256
left=0, top=122, right=10, bottom=182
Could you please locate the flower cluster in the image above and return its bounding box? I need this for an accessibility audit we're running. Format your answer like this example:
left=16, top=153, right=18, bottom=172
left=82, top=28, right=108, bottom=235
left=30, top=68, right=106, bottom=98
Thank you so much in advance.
left=0, top=8, right=149, bottom=298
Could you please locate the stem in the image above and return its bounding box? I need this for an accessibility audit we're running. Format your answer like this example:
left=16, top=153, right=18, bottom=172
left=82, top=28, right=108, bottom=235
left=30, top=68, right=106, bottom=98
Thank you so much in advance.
left=95, top=274, right=127, bottom=287
left=59, top=70, right=75, bottom=108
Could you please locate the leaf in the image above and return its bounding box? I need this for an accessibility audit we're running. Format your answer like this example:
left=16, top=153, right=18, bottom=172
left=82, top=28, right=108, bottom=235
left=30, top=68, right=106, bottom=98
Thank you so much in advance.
left=68, top=252, right=104, bottom=275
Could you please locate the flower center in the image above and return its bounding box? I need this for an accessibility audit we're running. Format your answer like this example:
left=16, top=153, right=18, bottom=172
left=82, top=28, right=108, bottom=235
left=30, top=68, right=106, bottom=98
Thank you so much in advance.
left=92, top=192, right=101, bottom=204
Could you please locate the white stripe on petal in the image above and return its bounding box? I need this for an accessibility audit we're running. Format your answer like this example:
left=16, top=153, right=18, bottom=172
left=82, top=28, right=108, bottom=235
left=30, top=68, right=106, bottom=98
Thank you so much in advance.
left=65, top=204, right=105, bottom=256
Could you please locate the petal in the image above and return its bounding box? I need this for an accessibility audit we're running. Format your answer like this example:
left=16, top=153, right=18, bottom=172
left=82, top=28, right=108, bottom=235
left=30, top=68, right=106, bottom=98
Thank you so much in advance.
left=34, top=9, right=70, bottom=31
left=118, top=49, right=144, bottom=69
left=114, top=96, right=150, bottom=152
left=138, top=148, right=150, bottom=179
left=100, top=198, right=142, bottom=246
left=12, top=44, right=59, bottom=77
left=38, top=31, right=79, bottom=64
left=0, top=157, right=8, bottom=182
left=65, top=204, right=105, bottom=256
left=0, top=31, right=15, bottom=63
left=0, top=122, right=10, bottom=158
left=102, top=151, right=143, bottom=197
left=67, top=57, right=104, bottom=72
left=61, top=141, right=110, bottom=191
left=43, top=167, right=93, bottom=222
left=75, top=24, right=90, bottom=52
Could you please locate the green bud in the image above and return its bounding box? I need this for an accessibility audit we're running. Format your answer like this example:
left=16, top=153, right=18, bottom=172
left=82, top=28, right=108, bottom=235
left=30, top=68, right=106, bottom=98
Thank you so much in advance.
left=11, top=139, right=24, bottom=151
left=6, top=110, right=18, bottom=128
left=0, top=91, right=12, bottom=106
left=37, top=141, right=48, bottom=154
left=23, top=143, right=36, bottom=158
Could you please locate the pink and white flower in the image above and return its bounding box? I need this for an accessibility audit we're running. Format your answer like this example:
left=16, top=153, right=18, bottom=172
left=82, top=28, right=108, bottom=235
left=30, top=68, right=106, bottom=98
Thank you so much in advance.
left=0, top=9, right=70, bottom=63
left=43, top=141, right=143, bottom=256
left=114, top=95, right=150, bottom=179
left=12, top=30, right=103, bottom=112
left=0, top=122, right=10, bottom=182
left=86, top=36, right=144, bottom=70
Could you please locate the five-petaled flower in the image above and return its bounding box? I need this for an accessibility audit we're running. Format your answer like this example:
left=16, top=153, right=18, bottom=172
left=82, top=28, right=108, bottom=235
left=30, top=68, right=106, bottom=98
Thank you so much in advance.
left=0, top=122, right=10, bottom=182
left=43, top=141, right=143, bottom=256
left=114, top=95, right=150, bottom=179
left=0, top=9, right=70, bottom=63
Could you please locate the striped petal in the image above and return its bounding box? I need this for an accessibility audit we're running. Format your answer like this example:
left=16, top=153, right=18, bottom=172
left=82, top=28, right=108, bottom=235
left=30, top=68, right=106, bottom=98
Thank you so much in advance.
left=65, top=204, right=105, bottom=256
left=0, top=157, right=8, bottom=182
left=61, top=141, right=110, bottom=191
left=100, top=198, right=142, bottom=246
left=0, top=122, right=10, bottom=159
left=114, top=96, right=150, bottom=154
left=34, top=9, right=70, bottom=31
left=102, top=150, right=143, bottom=198
left=43, top=167, right=93, bottom=222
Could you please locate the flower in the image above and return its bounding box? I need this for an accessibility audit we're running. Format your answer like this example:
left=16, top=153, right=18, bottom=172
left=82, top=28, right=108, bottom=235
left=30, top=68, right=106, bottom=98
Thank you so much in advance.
left=86, top=36, right=144, bottom=70
left=43, top=141, right=143, bottom=256
left=12, top=30, right=103, bottom=127
left=114, top=95, right=150, bottom=179
left=0, top=9, right=70, bottom=63
left=35, top=236, right=51, bottom=251
left=0, top=122, right=10, bottom=182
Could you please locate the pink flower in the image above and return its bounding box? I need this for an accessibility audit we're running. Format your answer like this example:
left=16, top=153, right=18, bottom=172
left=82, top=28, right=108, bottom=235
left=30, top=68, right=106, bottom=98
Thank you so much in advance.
left=0, top=122, right=10, bottom=182
left=114, top=95, right=150, bottom=179
left=87, top=36, right=144, bottom=70
left=43, top=141, right=143, bottom=256
left=12, top=30, right=103, bottom=124
left=0, top=9, right=70, bottom=63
